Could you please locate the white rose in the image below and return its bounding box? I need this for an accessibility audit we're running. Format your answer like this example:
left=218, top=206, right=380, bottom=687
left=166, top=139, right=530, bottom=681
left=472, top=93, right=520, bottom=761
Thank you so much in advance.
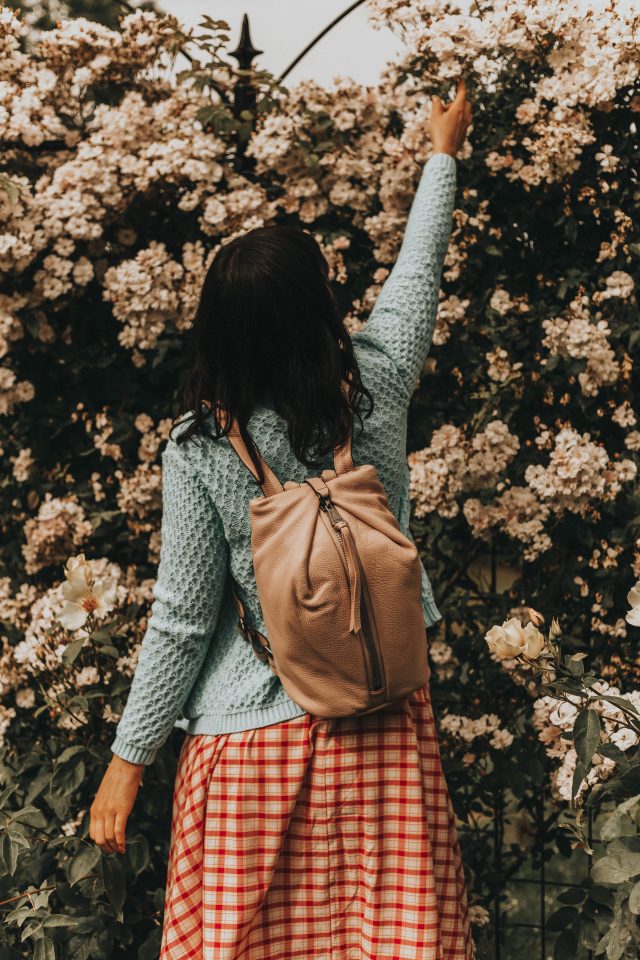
left=549, top=701, right=579, bottom=728
left=626, top=580, right=640, bottom=627
left=610, top=728, right=639, bottom=752
left=485, top=618, right=526, bottom=659
left=523, top=622, right=545, bottom=659
left=527, top=607, right=545, bottom=626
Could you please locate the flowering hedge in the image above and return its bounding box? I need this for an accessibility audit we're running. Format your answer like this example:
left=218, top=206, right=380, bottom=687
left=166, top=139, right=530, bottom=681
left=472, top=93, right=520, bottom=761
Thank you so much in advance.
left=1, top=1, right=639, bottom=956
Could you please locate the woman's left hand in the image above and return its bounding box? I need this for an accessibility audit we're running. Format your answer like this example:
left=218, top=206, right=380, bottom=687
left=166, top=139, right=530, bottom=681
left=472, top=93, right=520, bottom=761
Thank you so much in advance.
left=90, top=754, right=144, bottom=855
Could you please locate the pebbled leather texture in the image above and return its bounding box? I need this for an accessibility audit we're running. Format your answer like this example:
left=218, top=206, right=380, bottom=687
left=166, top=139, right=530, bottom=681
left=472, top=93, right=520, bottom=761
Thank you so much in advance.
left=223, top=391, right=430, bottom=719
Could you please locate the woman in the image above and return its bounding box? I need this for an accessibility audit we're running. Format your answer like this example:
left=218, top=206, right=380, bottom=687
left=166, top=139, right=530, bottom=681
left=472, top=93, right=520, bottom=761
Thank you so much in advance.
left=90, top=77, right=474, bottom=959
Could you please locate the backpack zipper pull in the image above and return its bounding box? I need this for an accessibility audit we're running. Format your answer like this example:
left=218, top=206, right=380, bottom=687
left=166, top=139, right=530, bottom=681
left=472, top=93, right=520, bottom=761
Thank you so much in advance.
left=335, top=520, right=362, bottom=635
left=317, top=494, right=362, bottom=635
left=319, top=496, right=341, bottom=525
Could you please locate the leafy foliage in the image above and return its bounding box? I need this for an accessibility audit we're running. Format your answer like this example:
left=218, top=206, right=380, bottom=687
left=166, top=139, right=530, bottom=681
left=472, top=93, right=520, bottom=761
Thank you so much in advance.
left=0, top=1, right=639, bottom=956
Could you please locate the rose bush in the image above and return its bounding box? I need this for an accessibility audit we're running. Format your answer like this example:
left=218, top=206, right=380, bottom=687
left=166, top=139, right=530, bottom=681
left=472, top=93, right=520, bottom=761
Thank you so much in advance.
left=0, top=1, right=639, bottom=956
left=483, top=590, right=640, bottom=957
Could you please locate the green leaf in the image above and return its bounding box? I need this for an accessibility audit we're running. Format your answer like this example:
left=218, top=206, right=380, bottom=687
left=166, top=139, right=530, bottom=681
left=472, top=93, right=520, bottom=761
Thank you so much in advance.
left=547, top=905, right=579, bottom=930
left=0, top=834, right=20, bottom=875
left=556, top=886, right=587, bottom=904
left=591, top=838, right=640, bottom=884
left=0, top=172, right=20, bottom=204
left=553, top=926, right=578, bottom=960
left=97, top=644, right=119, bottom=659
left=89, top=510, right=122, bottom=533
left=591, top=857, right=630, bottom=885
left=10, top=805, right=48, bottom=829
left=567, top=657, right=585, bottom=678
left=629, top=879, right=640, bottom=914
left=50, top=759, right=85, bottom=798
left=126, top=835, right=150, bottom=876
left=609, top=763, right=640, bottom=799
left=68, top=845, right=101, bottom=886
left=6, top=828, right=31, bottom=848
left=600, top=795, right=640, bottom=840
left=601, top=810, right=637, bottom=841
left=56, top=746, right=85, bottom=765
left=90, top=622, right=119, bottom=642
left=577, top=916, right=601, bottom=950
left=572, top=758, right=590, bottom=800
left=102, top=856, right=126, bottom=921
left=33, top=937, right=55, bottom=960
left=587, top=885, right=615, bottom=907
left=592, top=695, right=639, bottom=716
left=573, top=708, right=601, bottom=768
left=42, top=916, right=79, bottom=929
left=595, top=904, right=636, bottom=960
left=549, top=678, right=584, bottom=695
left=61, top=636, right=86, bottom=666
left=597, top=742, right=630, bottom=766
left=564, top=216, right=578, bottom=244
left=138, top=928, right=163, bottom=960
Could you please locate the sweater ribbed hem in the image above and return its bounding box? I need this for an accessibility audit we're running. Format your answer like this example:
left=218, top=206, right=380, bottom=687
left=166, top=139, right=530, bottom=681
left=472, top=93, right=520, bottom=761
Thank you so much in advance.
left=426, top=151, right=457, bottom=174
left=423, top=596, right=443, bottom=627
left=111, top=699, right=308, bottom=764
left=176, top=698, right=308, bottom=736
left=112, top=607, right=443, bottom=765
left=111, top=735, right=158, bottom=766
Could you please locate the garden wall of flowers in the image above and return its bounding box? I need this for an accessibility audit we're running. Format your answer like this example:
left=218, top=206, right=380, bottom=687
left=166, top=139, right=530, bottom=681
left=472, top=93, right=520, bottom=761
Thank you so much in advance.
left=1, top=1, right=639, bottom=957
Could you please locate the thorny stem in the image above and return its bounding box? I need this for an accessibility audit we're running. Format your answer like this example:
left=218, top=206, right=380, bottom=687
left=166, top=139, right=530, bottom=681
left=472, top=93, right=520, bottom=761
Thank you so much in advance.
left=0, top=884, right=57, bottom=908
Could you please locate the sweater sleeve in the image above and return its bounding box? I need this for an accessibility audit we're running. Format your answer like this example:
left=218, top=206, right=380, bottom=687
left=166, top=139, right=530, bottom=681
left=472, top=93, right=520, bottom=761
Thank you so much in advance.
left=352, top=151, right=457, bottom=401
left=110, top=440, right=229, bottom=766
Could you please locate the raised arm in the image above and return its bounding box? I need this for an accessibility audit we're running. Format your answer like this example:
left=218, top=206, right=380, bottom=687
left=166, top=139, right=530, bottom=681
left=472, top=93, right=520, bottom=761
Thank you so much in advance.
left=110, top=439, right=228, bottom=766
left=353, top=77, right=471, bottom=402
left=354, top=153, right=457, bottom=399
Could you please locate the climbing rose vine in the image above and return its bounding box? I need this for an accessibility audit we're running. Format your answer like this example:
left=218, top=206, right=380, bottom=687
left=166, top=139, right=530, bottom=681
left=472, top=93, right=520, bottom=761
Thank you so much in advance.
left=0, top=1, right=639, bottom=956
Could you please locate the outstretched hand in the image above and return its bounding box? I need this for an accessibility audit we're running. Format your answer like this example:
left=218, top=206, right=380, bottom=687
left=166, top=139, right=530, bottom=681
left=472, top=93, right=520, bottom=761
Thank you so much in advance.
left=429, top=76, right=472, bottom=158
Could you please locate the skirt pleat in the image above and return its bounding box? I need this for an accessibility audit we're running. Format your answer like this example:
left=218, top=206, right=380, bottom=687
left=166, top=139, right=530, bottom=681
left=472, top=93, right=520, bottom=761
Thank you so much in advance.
left=159, top=680, right=475, bottom=960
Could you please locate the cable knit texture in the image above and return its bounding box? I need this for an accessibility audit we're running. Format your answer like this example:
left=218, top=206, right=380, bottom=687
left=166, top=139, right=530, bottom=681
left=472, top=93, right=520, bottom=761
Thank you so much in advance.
left=111, top=152, right=457, bottom=765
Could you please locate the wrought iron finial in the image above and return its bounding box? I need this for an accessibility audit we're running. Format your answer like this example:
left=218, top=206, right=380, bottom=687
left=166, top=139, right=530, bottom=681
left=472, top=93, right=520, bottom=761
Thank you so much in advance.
left=229, top=15, right=263, bottom=171
left=229, top=14, right=263, bottom=72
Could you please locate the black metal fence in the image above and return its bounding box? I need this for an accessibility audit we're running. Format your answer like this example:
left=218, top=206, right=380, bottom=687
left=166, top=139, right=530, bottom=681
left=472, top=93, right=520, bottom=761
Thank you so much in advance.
left=487, top=799, right=595, bottom=960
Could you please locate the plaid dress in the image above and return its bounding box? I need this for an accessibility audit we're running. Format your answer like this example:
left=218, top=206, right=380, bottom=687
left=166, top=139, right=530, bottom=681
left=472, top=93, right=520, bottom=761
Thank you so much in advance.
left=159, top=680, right=475, bottom=960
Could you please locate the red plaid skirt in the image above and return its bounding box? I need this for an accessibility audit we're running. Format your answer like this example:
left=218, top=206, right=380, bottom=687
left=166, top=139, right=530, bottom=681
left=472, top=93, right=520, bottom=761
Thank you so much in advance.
left=159, top=680, right=475, bottom=959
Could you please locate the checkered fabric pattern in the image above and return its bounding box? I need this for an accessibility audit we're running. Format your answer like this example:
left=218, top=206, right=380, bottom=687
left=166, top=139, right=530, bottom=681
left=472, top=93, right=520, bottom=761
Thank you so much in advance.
left=159, top=680, right=475, bottom=960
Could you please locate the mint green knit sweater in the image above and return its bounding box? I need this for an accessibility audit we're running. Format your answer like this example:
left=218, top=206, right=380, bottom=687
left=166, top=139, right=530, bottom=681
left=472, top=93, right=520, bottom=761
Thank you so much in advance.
left=111, top=152, right=457, bottom=766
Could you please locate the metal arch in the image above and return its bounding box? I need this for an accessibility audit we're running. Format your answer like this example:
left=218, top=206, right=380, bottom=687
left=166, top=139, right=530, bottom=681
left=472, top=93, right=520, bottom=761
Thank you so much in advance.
left=275, top=0, right=369, bottom=84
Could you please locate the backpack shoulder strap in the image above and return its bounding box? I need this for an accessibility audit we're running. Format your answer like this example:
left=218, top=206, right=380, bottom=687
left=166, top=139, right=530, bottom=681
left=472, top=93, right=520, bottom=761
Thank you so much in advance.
left=333, top=379, right=355, bottom=475
left=206, top=402, right=284, bottom=497
left=228, top=575, right=274, bottom=667
left=206, top=377, right=355, bottom=494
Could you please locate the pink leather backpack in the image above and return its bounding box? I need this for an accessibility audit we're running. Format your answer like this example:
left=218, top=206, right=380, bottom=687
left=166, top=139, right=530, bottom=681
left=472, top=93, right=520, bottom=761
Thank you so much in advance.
left=210, top=384, right=430, bottom=719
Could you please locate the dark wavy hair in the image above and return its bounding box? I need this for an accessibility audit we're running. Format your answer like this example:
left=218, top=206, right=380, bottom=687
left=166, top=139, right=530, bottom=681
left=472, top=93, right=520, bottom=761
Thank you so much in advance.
left=170, top=225, right=374, bottom=488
